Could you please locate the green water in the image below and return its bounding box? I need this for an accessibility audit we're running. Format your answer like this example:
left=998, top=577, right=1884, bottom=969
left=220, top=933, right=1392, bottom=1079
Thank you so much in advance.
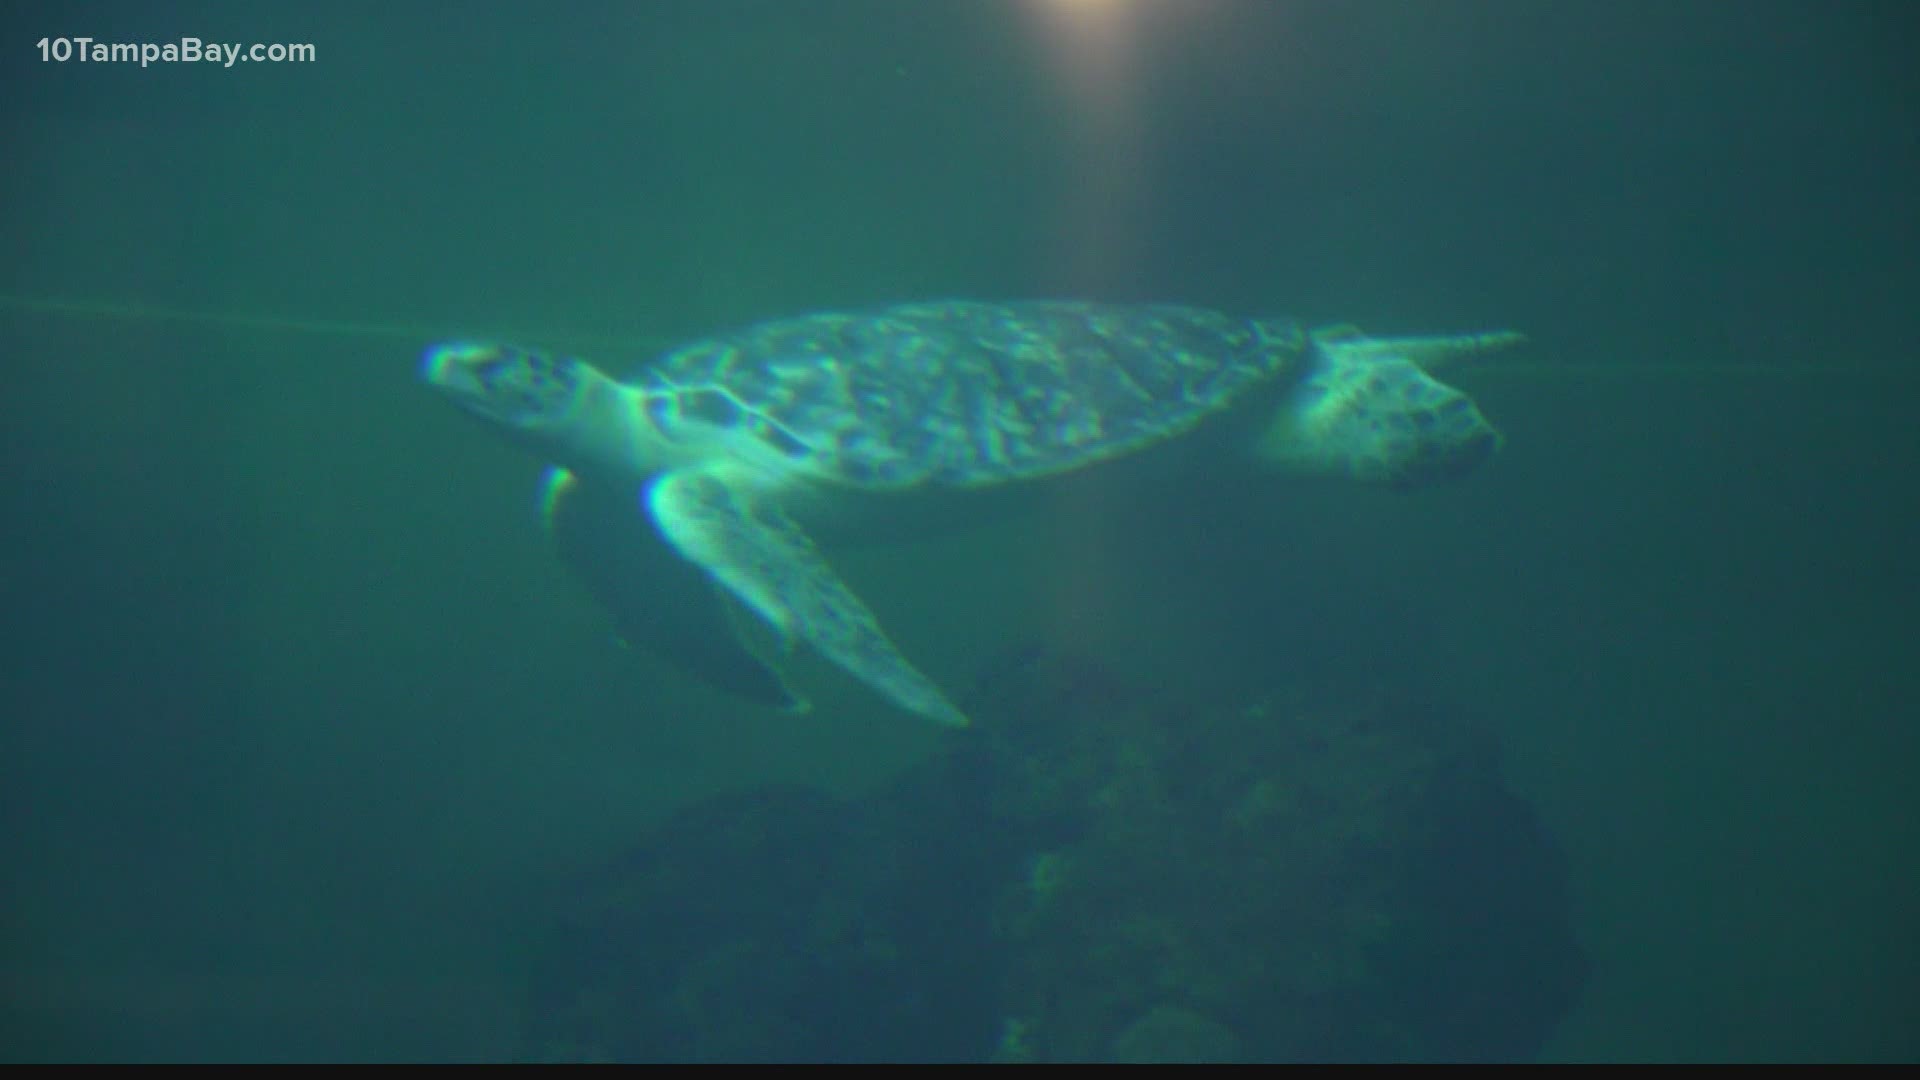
left=2, top=0, right=1915, bottom=1061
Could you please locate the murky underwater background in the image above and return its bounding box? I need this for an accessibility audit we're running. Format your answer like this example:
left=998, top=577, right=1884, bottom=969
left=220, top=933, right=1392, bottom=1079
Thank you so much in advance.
left=1, top=0, right=1915, bottom=1061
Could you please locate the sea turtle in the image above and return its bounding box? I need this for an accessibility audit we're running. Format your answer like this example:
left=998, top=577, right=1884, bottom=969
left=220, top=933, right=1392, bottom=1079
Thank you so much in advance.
left=423, top=300, right=1520, bottom=727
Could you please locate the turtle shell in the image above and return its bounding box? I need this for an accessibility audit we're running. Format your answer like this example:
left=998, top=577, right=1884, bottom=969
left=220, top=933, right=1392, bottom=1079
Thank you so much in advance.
left=631, top=301, right=1307, bottom=490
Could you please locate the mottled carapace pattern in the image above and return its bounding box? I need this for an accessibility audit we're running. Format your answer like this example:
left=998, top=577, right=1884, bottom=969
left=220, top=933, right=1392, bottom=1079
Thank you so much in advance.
left=632, top=301, right=1307, bottom=489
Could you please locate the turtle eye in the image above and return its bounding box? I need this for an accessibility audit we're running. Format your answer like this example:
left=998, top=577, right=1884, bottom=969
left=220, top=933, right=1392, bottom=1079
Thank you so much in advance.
left=472, top=358, right=511, bottom=391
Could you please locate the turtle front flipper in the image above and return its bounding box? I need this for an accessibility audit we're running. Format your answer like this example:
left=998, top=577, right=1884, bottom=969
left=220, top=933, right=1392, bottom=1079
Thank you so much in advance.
left=645, top=469, right=970, bottom=727
left=542, top=467, right=810, bottom=713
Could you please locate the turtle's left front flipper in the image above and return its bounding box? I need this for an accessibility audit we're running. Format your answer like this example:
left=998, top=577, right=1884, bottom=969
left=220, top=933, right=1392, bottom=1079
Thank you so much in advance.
left=646, top=469, right=970, bottom=727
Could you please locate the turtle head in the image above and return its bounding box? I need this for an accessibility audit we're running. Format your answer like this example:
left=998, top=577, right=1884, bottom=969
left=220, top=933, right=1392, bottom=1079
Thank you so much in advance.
left=423, top=341, right=642, bottom=475
left=423, top=342, right=588, bottom=431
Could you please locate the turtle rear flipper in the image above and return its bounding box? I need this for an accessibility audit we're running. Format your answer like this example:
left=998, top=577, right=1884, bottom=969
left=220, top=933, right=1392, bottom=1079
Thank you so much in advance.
left=1258, top=330, right=1514, bottom=488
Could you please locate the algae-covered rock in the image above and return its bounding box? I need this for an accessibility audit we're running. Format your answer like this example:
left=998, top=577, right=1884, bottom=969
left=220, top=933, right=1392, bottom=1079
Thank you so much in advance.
left=972, top=650, right=1584, bottom=1062
left=520, top=783, right=1009, bottom=1062
left=1110, top=1005, right=1242, bottom=1063
left=520, top=648, right=1584, bottom=1062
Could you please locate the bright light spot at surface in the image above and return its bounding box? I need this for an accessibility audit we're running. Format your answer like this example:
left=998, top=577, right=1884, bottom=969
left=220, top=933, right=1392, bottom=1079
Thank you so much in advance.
left=1014, top=0, right=1242, bottom=636
left=1016, top=0, right=1236, bottom=295
left=1020, top=0, right=1154, bottom=118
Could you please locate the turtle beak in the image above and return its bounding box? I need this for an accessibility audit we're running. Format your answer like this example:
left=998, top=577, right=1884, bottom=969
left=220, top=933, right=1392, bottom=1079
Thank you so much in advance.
left=422, top=341, right=505, bottom=394
left=422, top=341, right=527, bottom=424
